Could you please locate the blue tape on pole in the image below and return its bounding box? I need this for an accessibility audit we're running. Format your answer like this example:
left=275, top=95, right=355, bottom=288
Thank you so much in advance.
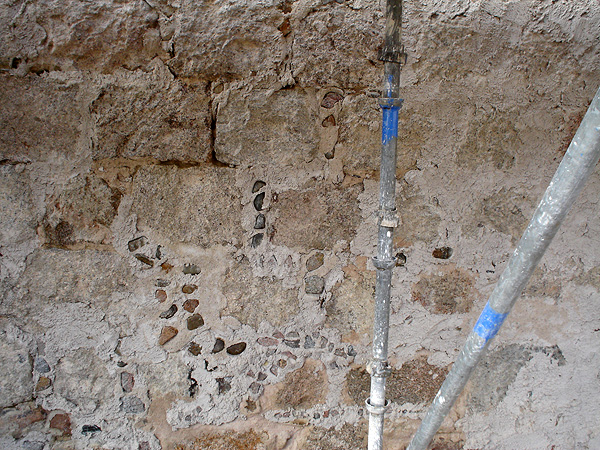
left=381, top=107, right=399, bottom=145
left=473, top=302, right=508, bottom=342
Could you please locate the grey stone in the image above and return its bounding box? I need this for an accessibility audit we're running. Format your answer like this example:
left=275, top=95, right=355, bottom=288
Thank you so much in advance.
left=128, top=236, right=147, bottom=252
left=183, top=264, right=201, bottom=275
left=252, top=181, right=266, bottom=193
left=186, top=314, right=204, bottom=331
left=120, top=396, right=145, bottom=414
left=254, top=214, right=266, bottom=229
left=159, top=304, right=177, bottom=319
left=121, top=372, right=135, bottom=393
left=34, top=357, right=50, bottom=374
left=305, top=275, right=325, bottom=295
left=226, top=342, right=247, bottom=355
left=134, top=254, right=154, bottom=267
left=253, top=192, right=265, bottom=211
left=250, top=233, right=264, bottom=248
left=304, top=335, right=315, bottom=349
left=212, top=338, right=225, bottom=354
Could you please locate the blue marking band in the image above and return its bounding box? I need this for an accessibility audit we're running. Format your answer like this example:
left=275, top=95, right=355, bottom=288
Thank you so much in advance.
left=381, top=106, right=399, bottom=145
left=473, top=302, right=508, bottom=342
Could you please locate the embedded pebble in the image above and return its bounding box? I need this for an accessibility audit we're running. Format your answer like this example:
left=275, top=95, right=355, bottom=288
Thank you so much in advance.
left=158, top=326, right=178, bottom=345
left=182, top=298, right=199, bottom=313
left=251, top=233, right=264, bottom=248
left=286, top=331, right=300, bottom=339
left=155, top=290, right=167, bottom=302
left=155, top=245, right=163, bottom=259
left=216, top=377, right=232, bottom=394
left=156, top=279, right=170, bottom=287
left=35, top=376, right=51, bottom=391
left=188, top=342, right=202, bottom=356
left=257, top=372, right=267, bottom=381
left=82, top=425, right=101, bottom=434
left=252, top=180, right=266, bottom=193
left=249, top=382, right=262, bottom=394
left=161, top=262, right=173, bottom=272
left=247, top=370, right=255, bottom=378
left=183, top=263, right=201, bottom=275
left=273, top=331, right=284, bottom=339
left=278, top=359, right=287, bottom=368
left=306, top=252, right=324, bottom=272
left=281, top=351, right=297, bottom=360
left=34, top=357, right=50, bottom=373
left=319, top=336, right=328, bottom=348
left=187, top=314, right=204, bottom=330
left=226, top=342, right=247, bottom=355
left=304, top=335, right=315, bottom=349
left=135, top=254, right=154, bottom=267
left=348, top=345, right=357, bottom=357
left=212, top=338, right=225, bottom=353
left=254, top=214, right=266, bottom=229
left=322, top=115, right=336, bottom=127
left=334, top=348, right=345, bottom=357
left=121, top=372, right=134, bottom=392
left=432, top=247, right=453, bottom=259
left=257, top=337, right=278, bottom=346
left=253, top=192, right=265, bottom=211
left=284, top=339, right=300, bottom=348
left=121, top=396, right=145, bottom=414
left=49, top=413, right=71, bottom=436
left=128, top=236, right=147, bottom=252
left=270, top=365, right=279, bottom=376
left=321, top=92, right=343, bottom=108
left=117, top=361, right=127, bottom=368
left=305, top=275, right=325, bottom=294
left=182, top=284, right=198, bottom=294
left=159, top=304, right=177, bottom=319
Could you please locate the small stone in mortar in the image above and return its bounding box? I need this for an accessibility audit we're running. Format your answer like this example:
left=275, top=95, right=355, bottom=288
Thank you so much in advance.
left=135, top=254, right=154, bottom=267
left=128, top=236, right=147, bottom=252
left=254, top=214, right=266, bottom=229
left=187, top=314, right=204, bottom=330
left=158, top=326, right=178, bottom=345
left=226, top=342, right=247, bottom=355
left=182, top=284, right=197, bottom=294
left=155, top=289, right=167, bottom=302
left=159, top=304, right=177, bottom=319
left=182, top=298, right=199, bottom=313
left=253, top=192, right=265, bottom=211
left=252, top=180, right=266, bottom=192
left=212, top=338, right=225, bottom=353
left=188, top=342, right=202, bottom=356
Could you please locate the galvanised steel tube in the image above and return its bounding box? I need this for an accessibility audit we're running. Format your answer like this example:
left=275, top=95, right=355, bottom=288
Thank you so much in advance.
left=367, top=1, right=405, bottom=449
left=407, top=85, right=600, bottom=450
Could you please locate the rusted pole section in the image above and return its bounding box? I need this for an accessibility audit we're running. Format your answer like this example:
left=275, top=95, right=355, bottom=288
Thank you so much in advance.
left=366, top=1, right=405, bottom=449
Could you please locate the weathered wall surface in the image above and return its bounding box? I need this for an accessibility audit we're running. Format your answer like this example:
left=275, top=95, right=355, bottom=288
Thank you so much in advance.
left=1, top=1, right=600, bottom=449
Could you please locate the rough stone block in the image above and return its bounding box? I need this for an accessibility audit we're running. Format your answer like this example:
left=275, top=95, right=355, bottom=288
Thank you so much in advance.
left=0, top=74, right=81, bottom=163
left=92, top=77, right=211, bottom=162
left=1, top=0, right=166, bottom=73
left=0, top=339, right=33, bottom=407
left=129, top=165, right=243, bottom=248
left=275, top=359, right=327, bottom=410
left=270, top=180, right=363, bottom=251
left=411, top=267, right=477, bottom=314
left=215, top=88, right=319, bottom=167
left=326, top=263, right=375, bottom=341
left=41, top=173, right=121, bottom=247
left=291, top=3, right=382, bottom=88
left=12, top=248, right=131, bottom=314
left=222, top=257, right=298, bottom=328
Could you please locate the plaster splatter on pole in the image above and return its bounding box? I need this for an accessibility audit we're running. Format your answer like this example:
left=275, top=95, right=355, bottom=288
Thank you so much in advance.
left=366, top=1, right=405, bottom=449
left=407, top=86, right=600, bottom=450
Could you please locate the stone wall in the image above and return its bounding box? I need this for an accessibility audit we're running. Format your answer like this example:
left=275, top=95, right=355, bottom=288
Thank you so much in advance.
left=1, top=1, right=600, bottom=449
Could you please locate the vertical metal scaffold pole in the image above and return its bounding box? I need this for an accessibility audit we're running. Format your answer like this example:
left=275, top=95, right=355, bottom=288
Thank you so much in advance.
left=407, top=87, right=600, bottom=450
left=366, top=1, right=405, bottom=449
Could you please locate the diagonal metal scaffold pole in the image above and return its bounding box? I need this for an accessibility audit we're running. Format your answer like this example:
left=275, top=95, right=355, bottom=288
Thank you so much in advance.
left=407, top=86, right=600, bottom=450
left=366, top=0, right=405, bottom=449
